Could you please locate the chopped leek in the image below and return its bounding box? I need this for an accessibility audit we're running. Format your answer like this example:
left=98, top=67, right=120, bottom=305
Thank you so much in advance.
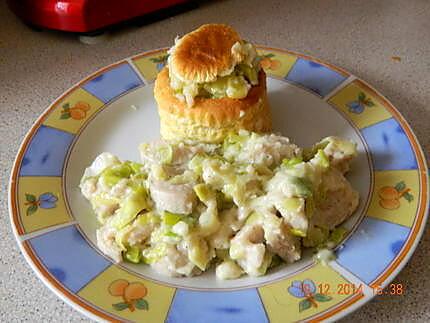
left=142, top=243, right=168, bottom=264
left=163, top=211, right=183, bottom=226
left=187, top=235, right=211, bottom=270
left=110, top=187, right=148, bottom=229
left=125, top=246, right=142, bottom=263
left=81, top=128, right=359, bottom=279
left=101, top=163, right=133, bottom=186
left=198, top=204, right=220, bottom=236
left=290, top=176, right=313, bottom=198
left=282, top=198, right=302, bottom=212
left=256, top=252, right=273, bottom=276
left=156, top=144, right=173, bottom=164
left=245, top=212, right=262, bottom=225
left=282, top=157, right=303, bottom=168
left=193, top=183, right=215, bottom=204
left=188, top=153, right=206, bottom=175
left=290, top=228, right=307, bottom=237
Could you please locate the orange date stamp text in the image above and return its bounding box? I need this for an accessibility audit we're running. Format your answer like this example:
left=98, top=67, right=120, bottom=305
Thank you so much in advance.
left=316, top=283, right=405, bottom=296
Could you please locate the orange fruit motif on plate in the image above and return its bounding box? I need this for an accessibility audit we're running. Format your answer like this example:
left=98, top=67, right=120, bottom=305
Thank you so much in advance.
left=59, top=101, right=91, bottom=120
left=124, top=282, right=148, bottom=302
left=378, top=187, right=400, bottom=200
left=74, top=101, right=91, bottom=111
left=259, top=54, right=281, bottom=71
left=379, top=198, right=401, bottom=210
left=378, top=182, right=413, bottom=210
left=260, top=58, right=272, bottom=69
left=70, top=107, right=86, bottom=120
left=108, top=279, right=129, bottom=296
left=108, top=279, right=149, bottom=312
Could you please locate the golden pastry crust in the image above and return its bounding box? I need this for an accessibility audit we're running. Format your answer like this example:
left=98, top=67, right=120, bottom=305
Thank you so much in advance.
left=169, top=24, right=241, bottom=83
left=154, top=67, right=272, bottom=143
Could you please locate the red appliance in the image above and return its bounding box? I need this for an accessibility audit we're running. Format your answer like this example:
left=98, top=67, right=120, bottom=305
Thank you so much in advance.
left=7, top=0, right=194, bottom=33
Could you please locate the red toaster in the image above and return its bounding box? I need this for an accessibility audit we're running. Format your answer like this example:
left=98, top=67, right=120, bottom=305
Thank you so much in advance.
left=7, top=0, right=193, bottom=33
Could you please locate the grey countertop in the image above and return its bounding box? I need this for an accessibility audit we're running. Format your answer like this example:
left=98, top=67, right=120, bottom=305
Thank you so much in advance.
left=1, top=0, right=429, bottom=321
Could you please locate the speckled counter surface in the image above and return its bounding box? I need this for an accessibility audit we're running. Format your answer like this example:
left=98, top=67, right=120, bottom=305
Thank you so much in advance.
left=0, top=0, right=429, bottom=321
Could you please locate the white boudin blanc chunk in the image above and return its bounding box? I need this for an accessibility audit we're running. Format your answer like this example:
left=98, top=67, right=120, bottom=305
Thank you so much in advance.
left=271, top=194, right=308, bottom=234
left=229, top=132, right=300, bottom=168
left=322, top=136, right=357, bottom=174
left=149, top=180, right=197, bottom=214
left=109, top=178, right=132, bottom=198
left=312, top=168, right=359, bottom=229
left=238, top=243, right=266, bottom=276
left=93, top=200, right=119, bottom=221
left=230, top=224, right=266, bottom=276
left=172, top=221, right=189, bottom=237
left=140, top=140, right=217, bottom=167
left=96, top=224, right=123, bottom=263
left=209, top=208, right=243, bottom=249
left=83, top=152, right=120, bottom=178
left=80, top=177, right=97, bottom=200
left=151, top=244, right=196, bottom=277
left=126, top=220, right=155, bottom=246
left=81, top=177, right=132, bottom=223
left=263, top=216, right=301, bottom=263
left=216, top=260, right=243, bottom=280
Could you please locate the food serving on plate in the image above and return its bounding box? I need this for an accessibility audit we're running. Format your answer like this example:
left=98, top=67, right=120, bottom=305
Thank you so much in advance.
left=80, top=132, right=359, bottom=279
left=80, top=24, right=360, bottom=279
left=154, top=24, right=272, bottom=143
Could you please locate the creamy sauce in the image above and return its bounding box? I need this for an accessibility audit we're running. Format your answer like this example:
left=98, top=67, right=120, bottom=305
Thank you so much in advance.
left=80, top=131, right=359, bottom=279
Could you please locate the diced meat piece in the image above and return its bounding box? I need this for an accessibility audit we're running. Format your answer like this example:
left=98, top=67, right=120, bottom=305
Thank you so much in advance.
left=322, top=136, right=357, bottom=174
left=216, top=260, right=243, bottom=280
left=127, top=222, right=155, bottom=246
left=149, top=180, right=196, bottom=214
left=151, top=245, right=197, bottom=277
left=83, top=152, right=120, bottom=178
left=110, top=178, right=132, bottom=198
left=230, top=224, right=266, bottom=275
left=263, top=216, right=301, bottom=263
left=140, top=140, right=217, bottom=167
left=209, top=208, right=242, bottom=249
left=313, top=169, right=359, bottom=229
left=272, top=195, right=308, bottom=234
left=96, top=224, right=123, bottom=262
left=80, top=177, right=97, bottom=200
left=227, top=132, right=300, bottom=168
left=94, top=201, right=119, bottom=222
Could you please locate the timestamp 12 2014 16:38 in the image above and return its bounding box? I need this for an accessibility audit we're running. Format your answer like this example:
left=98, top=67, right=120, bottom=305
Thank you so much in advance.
left=316, top=283, right=405, bottom=296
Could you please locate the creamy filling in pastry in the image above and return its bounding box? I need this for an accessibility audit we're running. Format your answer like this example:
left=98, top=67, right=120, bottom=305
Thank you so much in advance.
left=168, top=41, right=260, bottom=106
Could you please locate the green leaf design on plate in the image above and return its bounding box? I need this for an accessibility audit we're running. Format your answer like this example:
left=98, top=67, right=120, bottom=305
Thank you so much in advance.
left=403, top=192, right=414, bottom=202
left=299, top=299, right=311, bottom=312
left=365, top=99, right=375, bottom=107
left=60, top=112, right=71, bottom=119
left=25, top=194, right=36, bottom=202
left=150, top=55, right=168, bottom=63
left=314, top=293, right=333, bottom=302
left=358, top=92, right=366, bottom=101
left=394, top=181, right=406, bottom=192
left=135, top=298, right=149, bottom=310
left=112, top=302, right=129, bottom=311
left=264, top=53, right=275, bottom=58
left=62, top=103, right=70, bottom=110
left=27, top=204, right=38, bottom=216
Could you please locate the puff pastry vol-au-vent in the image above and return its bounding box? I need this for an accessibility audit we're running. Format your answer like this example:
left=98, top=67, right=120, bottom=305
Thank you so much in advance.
left=154, top=24, right=272, bottom=143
